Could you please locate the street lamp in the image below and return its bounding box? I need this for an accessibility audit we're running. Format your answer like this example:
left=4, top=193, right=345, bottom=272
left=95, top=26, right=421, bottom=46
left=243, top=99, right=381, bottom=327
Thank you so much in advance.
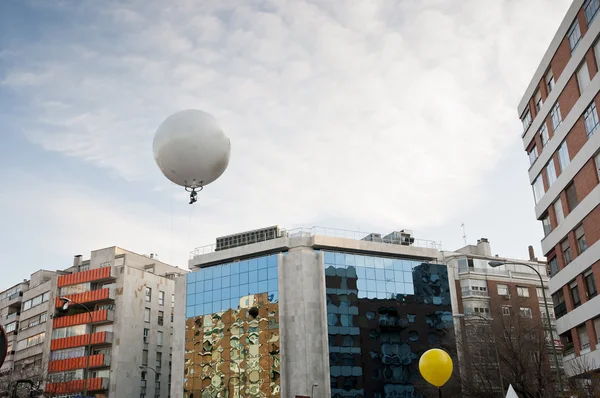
left=59, top=297, right=94, bottom=398
left=453, top=313, right=504, bottom=396
left=139, top=365, right=158, bottom=395
left=311, top=383, right=318, bottom=398
left=488, top=261, right=563, bottom=394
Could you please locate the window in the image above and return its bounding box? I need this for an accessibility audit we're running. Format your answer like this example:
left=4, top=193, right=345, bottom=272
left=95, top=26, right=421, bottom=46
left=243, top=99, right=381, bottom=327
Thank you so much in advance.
left=584, top=269, right=597, bottom=298
left=584, top=102, right=600, bottom=136
left=5, top=322, right=16, bottom=334
left=546, top=70, right=555, bottom=93
left=158, top=291, right=165, bottom=306
left=576, top=225, right=588, bottom=253
left=171, top=294, right=175, bottom=308
left=156, top=351, right=162, bottom=366
left=558, top=141, right=570, bottom=171
left=577, top=62, right=591, bottom=93
left=554, top=199, right=565, bottom=225
left=570, top=280, right=581, bottom=308
left=533, top=174, right=545, bottom=203
left=540, top=124, right=549, bottom=147
left=566, top=182, right=579, bottom=210
left=157, top=331, right=163, bottom=346
left=546, top=160, right=557, bottom=186
left=142, top=350, right=148, bottom=366
left=145, top=287, right=151, bottom=302
left=553, top=289, right=566, bottom=318
left=143, top=328, right=149, bottom=344
left=568, top=20, right=582, bottom=51
left=529, top=145, right=539, bottom=166
left=502, top=306, right=511, bottom=316
left=16, top=332, right=45, bottom=351
left=51, top=325, right=88, bottom=339
left=585, top=0, right=600, bottom=23
left=144, top=308, right=150, bottom=323
left=497, top=284, right=508, bottom=295
left=548, top=257, right=559, bottom=276
left=562, top=239, right=573, bottom=265
left=522, top=108, right=532, bottom=131
left=517, top=286, right=530, bottom=297
left=550, top=103, right=562, bottom=131
left=158, top=310, right=164, bottom=326
left=534, top=90, right=543, bottom=112
left=21, top=292, right=49, bottom=312
left=50, top=347, right=86, bottom=361
left=579, top=324, right=591, bottom=352
left=519, top=307, right=533, bottom=318
left=596, top=152, right=600, bottom=178
left=542, top=214, right=552, bottom=237
left=537, top=287, right=549, bottom=299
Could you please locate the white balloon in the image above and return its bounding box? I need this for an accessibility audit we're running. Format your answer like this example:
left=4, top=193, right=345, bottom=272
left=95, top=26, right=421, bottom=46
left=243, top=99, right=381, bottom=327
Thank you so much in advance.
left=153, top=109, right=231, bottom=189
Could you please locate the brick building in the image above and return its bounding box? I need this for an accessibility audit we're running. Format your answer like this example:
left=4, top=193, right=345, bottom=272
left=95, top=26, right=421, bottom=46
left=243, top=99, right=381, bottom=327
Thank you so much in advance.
left=517, top=0, right=600, bottom=377
left=444, top=239, right=560, bottom=394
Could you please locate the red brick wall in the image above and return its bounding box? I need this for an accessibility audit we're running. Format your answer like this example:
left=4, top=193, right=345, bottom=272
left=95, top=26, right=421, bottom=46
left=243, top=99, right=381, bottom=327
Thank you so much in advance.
left=582, top=204, right=600, bottom=246
left=560, top=76, right=582, bottom=116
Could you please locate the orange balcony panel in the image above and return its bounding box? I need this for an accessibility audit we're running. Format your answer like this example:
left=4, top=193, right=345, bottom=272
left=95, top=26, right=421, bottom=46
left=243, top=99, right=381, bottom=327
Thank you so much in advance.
left=57, top=266, right=113, bottom=288
left=46, top=377, right=108, bottom=394
left=48, top=354, right=106, bottom=372
left=55, top=288, right=112, bottom=308
left=50, top=332, right=112, bottom=351
left=53, top=309, right=113, bottom=328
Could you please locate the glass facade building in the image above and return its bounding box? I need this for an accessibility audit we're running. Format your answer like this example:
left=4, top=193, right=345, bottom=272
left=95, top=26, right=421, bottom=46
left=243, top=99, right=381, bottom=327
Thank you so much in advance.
left=184, top=254, right=280, bottom=398
left=323, top=251, right=456, bottom=398
left=179, top=228, right=459, bottom=398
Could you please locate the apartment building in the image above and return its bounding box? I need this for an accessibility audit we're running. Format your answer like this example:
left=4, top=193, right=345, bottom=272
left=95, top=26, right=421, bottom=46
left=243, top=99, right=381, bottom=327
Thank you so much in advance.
left=444, top=239, right=561, bottom=395
left=171, top=226, right=461, bottom=398
left=518, top=0, right=600, bottom=377
left=0, top=270, right=58, bottom=379
left=0, top=247, right=184, bottom=398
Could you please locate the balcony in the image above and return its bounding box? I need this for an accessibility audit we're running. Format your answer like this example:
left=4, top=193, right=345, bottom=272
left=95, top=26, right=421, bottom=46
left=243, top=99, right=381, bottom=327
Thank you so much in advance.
left=51, top=331, right=113, bottom=351
left=53, top=309, right=114, bottom=329
left=6, top=291, right=23, bottom=308
left=46, top=377, right=109, bottom=394
left=58, top=266, right=115, bottom=288
left=48, top=354, right=111, bottom=372
left=461, top=290, right=489, bottom=298
left=54, top=287, right=114, bottom=308
left=6, top=312, right=20, bottom=321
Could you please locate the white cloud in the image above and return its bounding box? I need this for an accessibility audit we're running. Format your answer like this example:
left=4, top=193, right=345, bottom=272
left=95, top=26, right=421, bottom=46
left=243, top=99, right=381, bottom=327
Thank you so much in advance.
left=1, top=0, right=572, bottom=270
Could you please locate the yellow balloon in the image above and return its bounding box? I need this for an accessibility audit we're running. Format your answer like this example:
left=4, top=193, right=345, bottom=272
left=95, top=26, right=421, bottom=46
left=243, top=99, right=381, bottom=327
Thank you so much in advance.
left=419, top=348, right=453, bottom=387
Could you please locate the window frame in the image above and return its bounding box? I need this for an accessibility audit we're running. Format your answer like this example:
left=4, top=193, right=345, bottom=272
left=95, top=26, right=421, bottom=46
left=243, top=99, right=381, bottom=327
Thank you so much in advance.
left=554, top=199, right=565, bottom=225
left=562, top=239, right=573, bottom=265
left=584, top=102, right=600, bottom=137
left=144, top=308, right=151, bottom=323
left=558, top=141, right=570, bottom=171
left=540, top=124, right=550, bottom=147
left=546, top=159, right=557, bottom=186
left=568, top=20, right=582, bottom=51
left=584, top=0, right=600, bottom=23
left=517, top=286, right=530, bottom=297
left=533, top=174, right=545, bottom=203
left=548, top=257, right=559, bottom=276
left=584, top=269, right=597, bottom=298
left=566, top=182, right=579, bottom=211
left=576, top=225, right=588, bottom=253
left=522, top=108, right=532, bottom=131
left=529, top=145, right=539, bottom=166
left=577, top=62, right=591, bottom=93
left=145, top=287, right=152, bottom=302
left=550, top=103, right=562, bottom=131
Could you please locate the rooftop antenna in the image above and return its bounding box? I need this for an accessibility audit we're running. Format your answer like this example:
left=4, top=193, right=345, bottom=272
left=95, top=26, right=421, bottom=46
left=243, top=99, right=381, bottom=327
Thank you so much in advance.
left=461, top=223, right=467, bottom=246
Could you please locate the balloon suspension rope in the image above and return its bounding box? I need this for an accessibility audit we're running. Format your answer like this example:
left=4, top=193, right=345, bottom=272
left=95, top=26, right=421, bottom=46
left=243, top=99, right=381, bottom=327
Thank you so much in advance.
left=185, top=185, right=203, bottom=205
left=438, top=387, right=442, bottom=398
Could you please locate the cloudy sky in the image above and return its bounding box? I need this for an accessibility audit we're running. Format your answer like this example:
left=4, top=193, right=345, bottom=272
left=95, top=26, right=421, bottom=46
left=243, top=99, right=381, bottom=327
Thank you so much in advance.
left=0, top=0, right=571, bottom=286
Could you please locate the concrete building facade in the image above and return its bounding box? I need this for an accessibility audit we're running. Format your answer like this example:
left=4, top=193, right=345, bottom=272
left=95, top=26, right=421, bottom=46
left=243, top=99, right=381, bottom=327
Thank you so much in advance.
left=518, top=0, right=600, bottom=376
left=0, top=247, right=185, bottom=398
left=0, top=270, right=59, bottom=379
left=172, top=226, right=461, bottom=398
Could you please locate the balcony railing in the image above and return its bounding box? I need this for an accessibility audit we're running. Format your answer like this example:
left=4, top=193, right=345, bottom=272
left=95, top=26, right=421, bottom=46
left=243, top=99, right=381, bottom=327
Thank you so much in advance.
left=6, top=312, right=19, bottom=321
left=57, top=266, right=114, bottom=288
left=48, top=353, right=111, bottom=372
left=461, top=290, right=489, bottom=298
left=45, top=377, right=109, bottom=394
left=50, top=331, right=113, bottom=351
left=54, top=287, right=114, bottom=308
left=190, top=226, right=440, bottom=258
left=53, top=309, right=114, bottom=329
